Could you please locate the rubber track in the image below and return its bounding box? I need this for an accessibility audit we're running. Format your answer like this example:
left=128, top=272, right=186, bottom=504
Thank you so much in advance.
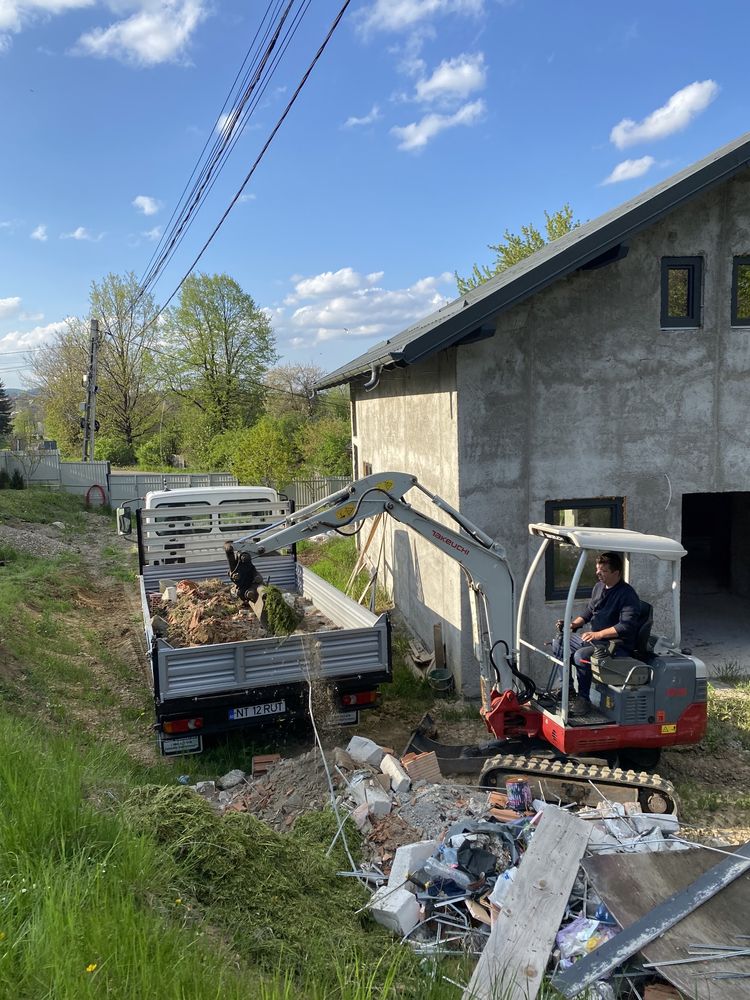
left=478, top=753, right=677, bottom=812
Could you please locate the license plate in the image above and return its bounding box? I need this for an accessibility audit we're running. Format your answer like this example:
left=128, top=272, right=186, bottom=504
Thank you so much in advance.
left=331, top=709, right=359, bottom=725
left=162, top=734, right=202, bottom=755
left=229, top=700, right=286, bottom=721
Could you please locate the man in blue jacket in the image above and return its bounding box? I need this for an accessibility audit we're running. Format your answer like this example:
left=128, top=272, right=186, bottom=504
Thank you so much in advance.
left=553, top=551, right=641, bottom=715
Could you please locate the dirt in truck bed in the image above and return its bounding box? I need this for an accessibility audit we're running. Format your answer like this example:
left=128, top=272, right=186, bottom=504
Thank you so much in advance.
left=150, top=577, right=340, bottom=647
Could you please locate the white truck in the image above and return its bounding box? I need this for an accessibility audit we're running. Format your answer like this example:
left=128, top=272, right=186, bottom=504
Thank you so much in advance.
left=121, top=485, right=392, bottom=755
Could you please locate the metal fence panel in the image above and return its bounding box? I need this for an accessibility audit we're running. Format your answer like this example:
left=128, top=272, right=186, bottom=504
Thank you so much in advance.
left=60, top=460, right=110, bottom=502
left=109, top=471, right=237, bottom=507
left=3, top=450, right=62, bottom=488
left=282, top=477, right=350, bottom=507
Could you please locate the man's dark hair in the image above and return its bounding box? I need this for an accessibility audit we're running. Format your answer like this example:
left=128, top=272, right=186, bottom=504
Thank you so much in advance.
left=597, top=551, right=623, bottom=573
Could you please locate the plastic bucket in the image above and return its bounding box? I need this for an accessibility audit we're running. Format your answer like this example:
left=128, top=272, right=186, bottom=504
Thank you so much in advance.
left=427, top=668, right=454, bottom=696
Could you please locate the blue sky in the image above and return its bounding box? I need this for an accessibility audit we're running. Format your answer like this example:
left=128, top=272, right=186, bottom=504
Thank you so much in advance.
left=0, top=0, right=747, bottom=389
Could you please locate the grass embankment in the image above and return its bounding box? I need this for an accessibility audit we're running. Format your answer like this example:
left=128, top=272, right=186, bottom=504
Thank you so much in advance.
left=0, top=490, right=466, bottom=999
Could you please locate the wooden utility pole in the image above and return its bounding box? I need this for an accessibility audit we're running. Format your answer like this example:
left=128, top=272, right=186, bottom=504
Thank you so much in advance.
left=81, top=319, right=101, bottom=461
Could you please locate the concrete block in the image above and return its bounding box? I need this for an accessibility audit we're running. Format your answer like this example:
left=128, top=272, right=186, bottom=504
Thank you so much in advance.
left=346, top=736, right=385, bottom=766
left=387, top=840, right=439, bottom=890
left=380, top=753, right=411, bottom=793
left=350, top=772, right=391, bottom=818
left=217, top=769, right=246, bottom=790
left=369, top=885, right=420, bottom=936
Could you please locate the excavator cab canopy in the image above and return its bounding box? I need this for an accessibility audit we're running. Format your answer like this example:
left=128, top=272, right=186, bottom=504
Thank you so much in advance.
left=528, top=523, right=687, bottom=561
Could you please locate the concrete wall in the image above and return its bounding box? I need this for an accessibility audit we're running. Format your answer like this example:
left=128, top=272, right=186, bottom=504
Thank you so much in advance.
left=350, top=353, right=470, bottom=686
left=458, top=169, right=750, bottom=679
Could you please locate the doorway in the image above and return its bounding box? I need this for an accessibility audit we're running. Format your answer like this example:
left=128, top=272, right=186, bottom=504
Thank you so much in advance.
left=681, top=491, right=750, bottom=674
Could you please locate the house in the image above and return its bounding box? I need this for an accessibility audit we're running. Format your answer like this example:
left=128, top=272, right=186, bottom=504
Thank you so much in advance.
left=316, top=131, right=750, bottom=693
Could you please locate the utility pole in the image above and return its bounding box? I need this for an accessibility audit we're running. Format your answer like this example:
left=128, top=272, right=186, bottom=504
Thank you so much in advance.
left=81, top=319, right=101, bottom=462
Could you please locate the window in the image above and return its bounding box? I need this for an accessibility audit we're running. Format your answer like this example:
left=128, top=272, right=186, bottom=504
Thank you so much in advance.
left=732, top=256, right=750, bottom=326
left=544, top=498, right=624, bottom=600
left=661, top=257, right=702, bottom=328
left=363, top=461, right=373, bottom=476
left=153, top=501, right=211, bottom=536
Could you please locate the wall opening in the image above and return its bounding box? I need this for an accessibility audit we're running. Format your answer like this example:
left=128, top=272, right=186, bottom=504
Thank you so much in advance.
left=681, top=491, right=750, bottom=674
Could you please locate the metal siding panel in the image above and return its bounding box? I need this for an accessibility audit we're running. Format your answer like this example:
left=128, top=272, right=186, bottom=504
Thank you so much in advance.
left=299, top=565, right=380, bottom=629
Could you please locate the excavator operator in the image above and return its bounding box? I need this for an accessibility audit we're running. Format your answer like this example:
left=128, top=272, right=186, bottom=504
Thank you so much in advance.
left=553, top=551, right=641, bottom=715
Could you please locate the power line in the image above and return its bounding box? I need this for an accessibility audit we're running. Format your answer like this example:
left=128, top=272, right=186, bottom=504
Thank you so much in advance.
left=150, top=0, right=354, bottom=320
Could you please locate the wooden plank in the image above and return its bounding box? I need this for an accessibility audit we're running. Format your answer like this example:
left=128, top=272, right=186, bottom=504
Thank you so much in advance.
left=463, top=806, right=590, bottom=1000
left=552, top=840, right=750, bottom=998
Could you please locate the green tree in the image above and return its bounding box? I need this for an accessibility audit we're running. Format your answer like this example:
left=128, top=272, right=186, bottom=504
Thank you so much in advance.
left=29, top=273, right=161, bottom=456
left=91, top=272, right=161, bottom=450
left=224, top=416, right=302, bottom=487
left=161, top=273, right=277, bottom=445
left=0, top=380, right=13, bottom=441
left=456, top=204, right=579, bottom=294
left=298, top=416, right=351, bottom=477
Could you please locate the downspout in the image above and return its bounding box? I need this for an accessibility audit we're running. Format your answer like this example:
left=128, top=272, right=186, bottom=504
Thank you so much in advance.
left=362, top=364, right=382, bottom=392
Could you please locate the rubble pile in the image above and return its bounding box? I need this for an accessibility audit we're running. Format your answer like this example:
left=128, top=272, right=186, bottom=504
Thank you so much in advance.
left=185, top=735, right=742, bottom=1000
left=149, top=578, right=338, bottom=647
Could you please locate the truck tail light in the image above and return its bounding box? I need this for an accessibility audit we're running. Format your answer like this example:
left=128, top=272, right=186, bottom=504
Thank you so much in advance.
left=341, top=691, right=378, bottom=707
left=163, top=717, right=203, bottom=734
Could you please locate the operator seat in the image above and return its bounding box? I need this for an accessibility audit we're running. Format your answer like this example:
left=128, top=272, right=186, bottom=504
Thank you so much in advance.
left=633, top=601, right=654, bottom=661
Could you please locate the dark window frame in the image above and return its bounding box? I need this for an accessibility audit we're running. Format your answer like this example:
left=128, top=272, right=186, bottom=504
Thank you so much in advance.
left=363, top=461, right=373, bottom=477
left=731, top=256, right=750, bottom=326
left=544, top=497, right=624, bottom=601
left=660, top=256, right=703, bottom=328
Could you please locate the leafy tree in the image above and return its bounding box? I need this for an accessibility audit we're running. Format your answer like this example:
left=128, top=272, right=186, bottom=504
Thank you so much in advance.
left=456, top=204, right=579, bottom=294
left=298, top=416, right=351, bottom=477
left=0, top=380, right=12, bottom=441
left=264, top=363, right=325, bottom=420
left=29, top=273, right=161, bottom=456
left=94, top=434, right=136, bottom=466
left=224, top=416, right=302, bottom=487
left=161, top=273, right=277, bottom=439
left=91, top=272, right=161, bottom=450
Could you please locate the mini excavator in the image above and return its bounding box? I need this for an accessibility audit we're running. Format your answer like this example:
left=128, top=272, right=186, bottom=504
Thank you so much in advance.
left=226, top=472, right=708, bottom=812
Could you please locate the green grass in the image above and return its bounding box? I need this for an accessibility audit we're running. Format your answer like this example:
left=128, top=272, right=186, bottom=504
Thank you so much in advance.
left=702, top=685, right=750, bottom=752
left=298, top=535, right=390, bottom=612
left=0, top=487, right=110, bottom=528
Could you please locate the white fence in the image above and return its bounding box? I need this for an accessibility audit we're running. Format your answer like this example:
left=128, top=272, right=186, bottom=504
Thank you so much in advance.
left=281, top=477, right=350, bottom=507
left=108, top=471, right=237, bottom=507
left=0, top=451, right=109, bottom=503
left=0, top=450, right=350, bottom=511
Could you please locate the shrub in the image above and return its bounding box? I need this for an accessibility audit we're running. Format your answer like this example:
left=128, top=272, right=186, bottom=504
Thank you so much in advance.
left=0, top=468, right=10, bottom=489
left=94, top=435, right=136, bottom=467
left=9, top=469, right=25, bottom=490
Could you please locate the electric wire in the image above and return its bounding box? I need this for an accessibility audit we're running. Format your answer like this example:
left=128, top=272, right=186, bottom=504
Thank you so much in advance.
left=147, top=0, right=354, bottom=319
left=137, top=0, right=312, bottom=301
left=138, top=0, right=282, bottom=290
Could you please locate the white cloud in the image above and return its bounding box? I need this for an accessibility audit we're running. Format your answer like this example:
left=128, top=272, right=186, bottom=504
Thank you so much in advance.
left=0, top=318, right=69, bottom=353
left=141, top=225, right=162, bottom=240
left=0, top=297, right=22, bottom=320
left=30, top=223, right=47, bottom=241
left=74, top=0, right=208, bottom=67
left=288, top=268, right=384, bottom=301
left=610, top=80, right=719, bottom=149
left=272, top=268, right=454, bottom=347
left=132, top=194, right=162, bottom=216
left=391, top=98, right=485, bottom=151
left=415, top=52, right=485, bottom=103
left=238, top=193, right=256, bottom=203
left=0, top=0, right=92, bottom=45
left=344, top=105, right=382, bottom=128
left=602, top=155, right=655, bottom=185
left=360, top=0, right=483, bottom=34
left=60, top=226, right=102, bottom=241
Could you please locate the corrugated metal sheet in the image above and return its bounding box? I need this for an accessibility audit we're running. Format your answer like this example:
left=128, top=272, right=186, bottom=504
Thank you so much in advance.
left=299, top=564, right=381, bottom=630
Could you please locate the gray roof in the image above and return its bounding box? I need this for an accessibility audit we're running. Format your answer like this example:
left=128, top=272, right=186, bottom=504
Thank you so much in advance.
left=316, top=130, right=750, bottom=391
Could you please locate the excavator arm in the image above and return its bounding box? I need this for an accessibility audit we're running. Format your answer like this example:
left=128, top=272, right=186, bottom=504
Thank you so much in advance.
left=230, top=471, right=516, bottom=708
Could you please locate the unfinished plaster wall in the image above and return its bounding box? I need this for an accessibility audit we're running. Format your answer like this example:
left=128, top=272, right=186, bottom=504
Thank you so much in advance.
left=350, top=354, right=467, bottom=686
left=457, top=170, right=750, bottom=681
